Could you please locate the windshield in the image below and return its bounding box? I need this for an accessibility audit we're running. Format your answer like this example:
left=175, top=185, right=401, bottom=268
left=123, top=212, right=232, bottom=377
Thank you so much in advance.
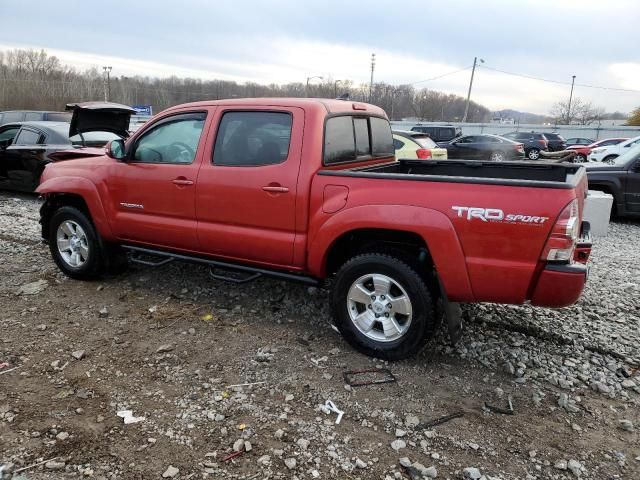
left=49, top=123, right=120, bottom=146
left=70, top=131, right=120, bottom=146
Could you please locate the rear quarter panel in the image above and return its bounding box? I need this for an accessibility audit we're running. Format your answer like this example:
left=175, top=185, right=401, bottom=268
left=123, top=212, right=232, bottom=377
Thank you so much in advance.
left=309, top=173, right=580, bottom=304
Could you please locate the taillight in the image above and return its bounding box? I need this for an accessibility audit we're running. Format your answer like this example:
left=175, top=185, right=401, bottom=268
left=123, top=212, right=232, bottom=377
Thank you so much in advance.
left=416, top=148, right=432, bottom=159
left=542, top=199, right=580, bottom=263
left=514, top=143, right=524, bottom=152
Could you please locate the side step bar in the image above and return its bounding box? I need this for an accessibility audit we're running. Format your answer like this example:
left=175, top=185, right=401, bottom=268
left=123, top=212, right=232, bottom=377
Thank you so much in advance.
left=123, top=245, right=320, bottom=287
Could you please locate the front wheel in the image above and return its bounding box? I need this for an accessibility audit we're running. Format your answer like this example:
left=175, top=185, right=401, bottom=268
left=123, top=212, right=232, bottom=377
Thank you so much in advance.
left=574, top=153, right=587, bottom=163
left=527, top=148, right=540, bottom=160
left=48, top=206, right=105, bottom=279
left=330, top=253, right=436, bottom=360
left=489, top=151, right=506, bottom=162
left=603, top=155, right=618, bottom=164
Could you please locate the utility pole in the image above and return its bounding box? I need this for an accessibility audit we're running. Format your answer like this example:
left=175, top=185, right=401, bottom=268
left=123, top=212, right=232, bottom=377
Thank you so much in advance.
left=566, top=75, right=576, bottom=125
left=305, top=75, right=323, bottom=97
left=369, top=53, right=376, bottom=103
left=463, top=57, right=483, bottom=123
left=102, top=66, right=112, bottom=102
left=334, top=79, right=342, bottom=98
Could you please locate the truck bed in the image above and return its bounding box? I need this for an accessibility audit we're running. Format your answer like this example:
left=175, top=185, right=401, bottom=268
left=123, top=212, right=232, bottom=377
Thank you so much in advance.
left=320, top=159, right=584, bottom=189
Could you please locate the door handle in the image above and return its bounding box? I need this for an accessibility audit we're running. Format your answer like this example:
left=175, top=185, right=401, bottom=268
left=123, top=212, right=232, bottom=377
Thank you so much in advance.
left=172, top=178, right=194, bottom=186
left=262, top=185, right=289, bottom=193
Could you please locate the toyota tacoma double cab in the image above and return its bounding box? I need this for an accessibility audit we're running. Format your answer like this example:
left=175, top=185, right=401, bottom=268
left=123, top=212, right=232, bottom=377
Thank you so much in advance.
left=37, top=98, right=592, bottom=360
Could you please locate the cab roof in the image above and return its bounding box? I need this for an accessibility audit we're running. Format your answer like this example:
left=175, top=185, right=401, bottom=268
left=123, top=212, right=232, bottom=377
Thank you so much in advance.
left=161, top=97, right=388, bottom=117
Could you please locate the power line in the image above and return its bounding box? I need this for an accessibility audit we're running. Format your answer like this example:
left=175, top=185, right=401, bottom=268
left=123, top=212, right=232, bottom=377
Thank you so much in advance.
left=409, top=66, right=472, bottom=85
left=479, top=64, right=640, bottom=93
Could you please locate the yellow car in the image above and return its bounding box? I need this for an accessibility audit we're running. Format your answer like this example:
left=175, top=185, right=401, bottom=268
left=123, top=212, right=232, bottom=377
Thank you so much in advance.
left=393, top=130, right=448, bottom=160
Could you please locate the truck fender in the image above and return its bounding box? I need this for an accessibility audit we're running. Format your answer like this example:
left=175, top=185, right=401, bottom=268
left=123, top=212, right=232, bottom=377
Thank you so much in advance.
left=308, top=204, right=475, bottom=302
left=37, top=176, right=115, bottom=241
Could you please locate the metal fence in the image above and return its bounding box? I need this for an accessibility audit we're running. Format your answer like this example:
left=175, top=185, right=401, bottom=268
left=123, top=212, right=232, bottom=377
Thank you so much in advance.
left=390, top=121, right=640, bottom=141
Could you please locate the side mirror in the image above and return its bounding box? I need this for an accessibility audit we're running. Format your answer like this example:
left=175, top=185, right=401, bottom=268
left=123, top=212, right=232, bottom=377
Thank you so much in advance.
left=106, top=139, right=126, bottom=160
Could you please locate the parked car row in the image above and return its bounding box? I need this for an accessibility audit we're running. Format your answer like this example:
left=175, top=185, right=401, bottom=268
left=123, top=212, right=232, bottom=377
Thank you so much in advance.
left=398, top=125, right=637, bottom=166
left=567, top=137, right=628, bottom=163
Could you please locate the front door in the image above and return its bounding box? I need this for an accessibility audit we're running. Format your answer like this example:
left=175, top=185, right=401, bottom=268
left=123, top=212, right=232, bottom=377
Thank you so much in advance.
left=195, top=107, right=303, bottom=267
left=448, top=136, right=479, bottom=160
left=104, top=111, right=209, bottom=251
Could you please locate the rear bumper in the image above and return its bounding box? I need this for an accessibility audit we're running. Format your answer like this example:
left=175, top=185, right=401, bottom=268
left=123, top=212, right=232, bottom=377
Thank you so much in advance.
left=530, top=263, right=588, bottom=307
left=531, top=221, right=591, bottom=307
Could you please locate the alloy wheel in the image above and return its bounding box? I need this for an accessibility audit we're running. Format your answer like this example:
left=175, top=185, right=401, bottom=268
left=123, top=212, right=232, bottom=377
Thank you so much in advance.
left=56, top=220, right=89, bottom=268
left=347, top=273, right=413, bottom=342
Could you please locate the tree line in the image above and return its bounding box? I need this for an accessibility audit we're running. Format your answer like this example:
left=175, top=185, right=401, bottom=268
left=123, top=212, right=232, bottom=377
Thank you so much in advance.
left=0, top=48, right=491, bottom=122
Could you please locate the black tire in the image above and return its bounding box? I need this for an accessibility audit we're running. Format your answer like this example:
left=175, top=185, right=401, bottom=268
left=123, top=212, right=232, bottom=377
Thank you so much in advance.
left=603, top=155, right=618, bottom=164
left=574, top=153, right=586, bottom=163
left=526, top=148, right=540, bottom=160
left=48, top=206, right=105, bottom=280
left=330, top=253, right=436, bottom=360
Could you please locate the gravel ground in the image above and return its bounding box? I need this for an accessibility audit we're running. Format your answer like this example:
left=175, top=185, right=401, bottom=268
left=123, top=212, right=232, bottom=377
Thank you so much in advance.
left=0, top=192, right=639, bottom=480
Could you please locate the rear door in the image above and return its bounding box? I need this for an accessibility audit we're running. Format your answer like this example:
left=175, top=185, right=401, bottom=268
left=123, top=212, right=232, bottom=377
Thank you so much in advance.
left=105, top=111, right=209, bottom=250
left=195, top=107, right=303, bottom=267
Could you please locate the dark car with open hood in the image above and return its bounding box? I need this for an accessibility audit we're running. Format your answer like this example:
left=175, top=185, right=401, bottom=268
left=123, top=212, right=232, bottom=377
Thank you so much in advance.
left=0, top=102, right=135, bottom=192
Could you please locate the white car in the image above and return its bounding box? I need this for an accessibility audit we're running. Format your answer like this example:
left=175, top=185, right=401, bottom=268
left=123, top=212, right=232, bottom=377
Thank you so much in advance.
left=589, top=135, right=640, bottom=164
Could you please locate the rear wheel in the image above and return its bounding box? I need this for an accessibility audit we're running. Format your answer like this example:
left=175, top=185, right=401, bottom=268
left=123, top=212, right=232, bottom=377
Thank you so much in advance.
left=527, top=148, right=540, bottom=160
left=489, top=151, right=506, bottom=162
left=330, top=253, right=436, bottom=360
left=603, top=155, right=618, bottom=164
left=48, top=206, right=105, bottom=279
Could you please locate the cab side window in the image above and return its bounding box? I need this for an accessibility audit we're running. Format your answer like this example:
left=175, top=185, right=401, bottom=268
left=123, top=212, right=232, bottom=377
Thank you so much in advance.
left=132, top=113, right=206, bottom=164
left=213, top=111, right=292, bottom=166
left=324, top=115, right=393, bottom=165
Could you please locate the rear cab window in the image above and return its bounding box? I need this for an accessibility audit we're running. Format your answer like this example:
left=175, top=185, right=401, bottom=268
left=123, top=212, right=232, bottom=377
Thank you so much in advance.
left=324, top=115, right=394, bottom=166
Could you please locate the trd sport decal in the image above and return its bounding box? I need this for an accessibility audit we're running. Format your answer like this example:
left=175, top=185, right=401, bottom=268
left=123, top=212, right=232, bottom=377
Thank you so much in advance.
left=452, top=206, right=548, bottom=224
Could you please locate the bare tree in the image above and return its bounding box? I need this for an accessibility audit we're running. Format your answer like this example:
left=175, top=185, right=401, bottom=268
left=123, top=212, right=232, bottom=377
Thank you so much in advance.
left=549, top=97, right=605, bottom=125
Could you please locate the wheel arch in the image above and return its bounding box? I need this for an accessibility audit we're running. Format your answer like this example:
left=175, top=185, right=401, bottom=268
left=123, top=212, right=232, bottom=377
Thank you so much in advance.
left=308, top=204, right=475, bottom=302
left=37, top=177, right=114, bottom=242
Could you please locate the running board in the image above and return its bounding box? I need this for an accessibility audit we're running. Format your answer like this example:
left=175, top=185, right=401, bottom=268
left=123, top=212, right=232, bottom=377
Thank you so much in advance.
left=122, top=245, right=320, bottom=286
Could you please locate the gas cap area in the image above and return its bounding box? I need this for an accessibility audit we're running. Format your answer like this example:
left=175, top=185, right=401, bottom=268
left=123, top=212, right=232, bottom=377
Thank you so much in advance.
left=323, top=185, right=349, bottom=214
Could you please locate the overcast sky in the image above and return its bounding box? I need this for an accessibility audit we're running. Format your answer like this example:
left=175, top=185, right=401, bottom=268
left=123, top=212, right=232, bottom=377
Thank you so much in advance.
left=1, top=0, right=639, bottom=114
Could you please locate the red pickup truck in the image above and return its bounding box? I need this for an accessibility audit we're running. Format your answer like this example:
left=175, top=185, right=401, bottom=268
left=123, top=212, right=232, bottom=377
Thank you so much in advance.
left=36, top=98, right=591, bottom=359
